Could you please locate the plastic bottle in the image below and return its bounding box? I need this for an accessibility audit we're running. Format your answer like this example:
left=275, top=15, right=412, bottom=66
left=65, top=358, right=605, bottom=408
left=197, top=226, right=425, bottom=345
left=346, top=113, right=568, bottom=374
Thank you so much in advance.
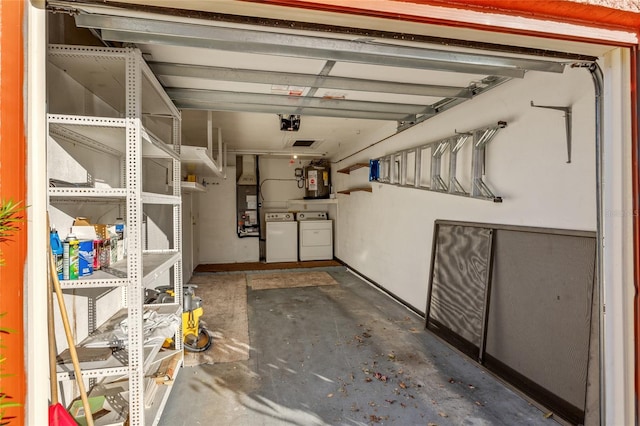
left=115, top=217, right=126, bottom=259
left=63, top=231, right=80, bottom=280
left=50, top=227, right=64, bottom=280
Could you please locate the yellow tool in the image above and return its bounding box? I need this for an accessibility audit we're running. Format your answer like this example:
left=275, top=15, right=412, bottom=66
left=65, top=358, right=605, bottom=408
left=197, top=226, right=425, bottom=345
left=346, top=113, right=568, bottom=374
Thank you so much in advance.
left=149, top=285, right=212, bottom=352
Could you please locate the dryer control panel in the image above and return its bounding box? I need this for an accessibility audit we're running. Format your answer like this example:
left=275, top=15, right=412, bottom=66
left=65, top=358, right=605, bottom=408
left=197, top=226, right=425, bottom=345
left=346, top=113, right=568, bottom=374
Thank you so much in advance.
left=297, top=211, right=328, bottom=221
left=265, top=212, right=295, bottom=222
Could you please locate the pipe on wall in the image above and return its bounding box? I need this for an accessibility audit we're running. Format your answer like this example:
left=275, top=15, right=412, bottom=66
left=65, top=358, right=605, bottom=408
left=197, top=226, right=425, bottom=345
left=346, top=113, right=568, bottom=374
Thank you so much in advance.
left=632, top=45, right=640, bottom=426
left=587, top=60, right=605, bottom=426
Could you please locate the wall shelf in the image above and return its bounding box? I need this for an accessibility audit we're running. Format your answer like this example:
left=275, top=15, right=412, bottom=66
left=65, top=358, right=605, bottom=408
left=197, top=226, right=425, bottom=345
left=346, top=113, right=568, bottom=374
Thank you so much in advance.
left=337, top=161, right=371, bottom=195
left=337, top=162, right=369, bottom=174
left=181, top=145, right=222, bottom=178
left=181, top=181, right=206, bottom=193
left=288, top=198, right=338, bottom=205
left=338, top=187, right=372, bottom=195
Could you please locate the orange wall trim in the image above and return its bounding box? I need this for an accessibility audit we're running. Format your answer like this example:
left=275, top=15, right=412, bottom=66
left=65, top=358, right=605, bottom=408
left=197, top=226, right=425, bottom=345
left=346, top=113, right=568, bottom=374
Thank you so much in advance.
left=0, top=0, right=27, bottom=424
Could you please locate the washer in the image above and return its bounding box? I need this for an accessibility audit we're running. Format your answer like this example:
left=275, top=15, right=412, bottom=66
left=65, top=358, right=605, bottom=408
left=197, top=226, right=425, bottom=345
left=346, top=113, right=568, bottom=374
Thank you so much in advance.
left=265, top=212, right=297, bottom=263
left=297, top=211, right=333, bottom=261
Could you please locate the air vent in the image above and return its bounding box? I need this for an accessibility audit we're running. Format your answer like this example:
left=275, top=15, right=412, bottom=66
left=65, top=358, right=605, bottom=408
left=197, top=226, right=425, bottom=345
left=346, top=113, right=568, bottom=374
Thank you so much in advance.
left=284, top=138, right=324, bottom=149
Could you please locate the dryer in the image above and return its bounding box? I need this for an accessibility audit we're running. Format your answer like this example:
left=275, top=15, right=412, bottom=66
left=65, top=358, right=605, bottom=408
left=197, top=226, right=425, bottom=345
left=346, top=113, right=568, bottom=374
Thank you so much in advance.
left=297, top=211, right=333, bottom=261
left=265, top=212, right=297, bottom=263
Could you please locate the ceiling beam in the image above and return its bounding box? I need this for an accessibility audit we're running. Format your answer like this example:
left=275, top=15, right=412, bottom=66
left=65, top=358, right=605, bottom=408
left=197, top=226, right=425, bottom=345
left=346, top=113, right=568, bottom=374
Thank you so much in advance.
left=149, top=62, right=474, bottom=99
left=166, top=88, right=435, bottom=116
left=170, top=100, right=419, bottom=122
left=75, top=14, right=565, bottom=78
left=175, top=101, right=416, bottom=121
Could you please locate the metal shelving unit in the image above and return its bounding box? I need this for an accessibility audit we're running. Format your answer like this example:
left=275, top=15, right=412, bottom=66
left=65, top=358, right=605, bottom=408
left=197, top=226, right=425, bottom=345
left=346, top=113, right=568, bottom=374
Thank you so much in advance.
left=47, top=45, right=183, bottom=426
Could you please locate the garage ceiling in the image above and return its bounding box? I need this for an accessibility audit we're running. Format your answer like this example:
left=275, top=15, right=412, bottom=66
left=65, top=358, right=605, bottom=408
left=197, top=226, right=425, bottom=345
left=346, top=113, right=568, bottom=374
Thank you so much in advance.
left=51, top=1, right=596, bottom=159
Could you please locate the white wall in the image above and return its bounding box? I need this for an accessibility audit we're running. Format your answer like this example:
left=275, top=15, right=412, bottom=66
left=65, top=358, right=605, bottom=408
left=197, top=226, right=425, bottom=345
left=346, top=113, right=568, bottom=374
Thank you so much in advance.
left=334, top=66, right=596, bottom=313
left=258, top=157, right=306, bottom=212
left=196, top=157, right=339, bottom=264
left=600, top=48, right=635, bottom=426
left=197, top=165, right=260, bottom=263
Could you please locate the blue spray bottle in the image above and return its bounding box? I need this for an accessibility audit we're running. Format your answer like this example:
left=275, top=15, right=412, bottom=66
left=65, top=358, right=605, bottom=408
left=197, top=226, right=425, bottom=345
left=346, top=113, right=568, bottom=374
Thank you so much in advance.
left=50, top=227, right=64, bottom=280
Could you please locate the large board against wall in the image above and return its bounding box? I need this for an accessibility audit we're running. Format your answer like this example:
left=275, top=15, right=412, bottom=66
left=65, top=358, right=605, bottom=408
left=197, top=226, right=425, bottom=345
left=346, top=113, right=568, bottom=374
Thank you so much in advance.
left=426, top=220, right=597, bottom=426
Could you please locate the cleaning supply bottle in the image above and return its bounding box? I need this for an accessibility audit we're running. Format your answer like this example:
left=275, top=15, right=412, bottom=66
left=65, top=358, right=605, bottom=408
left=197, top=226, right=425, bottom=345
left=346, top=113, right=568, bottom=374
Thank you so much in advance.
left=115, top=217, right=126, bottom=259
left=63, top=231, right=80, bottom=280
left=50, top=227, right=64, bottom=280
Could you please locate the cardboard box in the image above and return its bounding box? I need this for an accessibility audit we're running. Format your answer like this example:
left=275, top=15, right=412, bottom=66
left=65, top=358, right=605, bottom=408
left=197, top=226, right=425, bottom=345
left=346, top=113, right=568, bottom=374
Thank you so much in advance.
left=187, top=174, right=197, bottom=182
left=69, top=395, right=109, bottom=426
left=93, top=224, right=108, bottom=240
left=73, top=217, right=91, bottom=227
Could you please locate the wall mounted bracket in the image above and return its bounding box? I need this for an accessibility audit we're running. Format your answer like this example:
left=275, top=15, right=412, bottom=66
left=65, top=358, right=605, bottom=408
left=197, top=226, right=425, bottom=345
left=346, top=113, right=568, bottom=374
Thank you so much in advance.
left=530, top=101, right=572, bottom=163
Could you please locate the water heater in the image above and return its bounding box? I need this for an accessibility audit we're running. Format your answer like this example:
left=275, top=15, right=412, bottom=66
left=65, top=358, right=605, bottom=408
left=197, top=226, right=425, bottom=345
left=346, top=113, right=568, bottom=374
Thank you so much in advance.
left=304, top=159, right=331, bottom=199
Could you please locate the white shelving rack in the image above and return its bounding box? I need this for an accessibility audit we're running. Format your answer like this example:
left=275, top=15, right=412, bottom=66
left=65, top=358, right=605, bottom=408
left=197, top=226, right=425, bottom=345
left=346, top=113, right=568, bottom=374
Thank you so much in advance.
left=47, top=45, right=183, bottom=426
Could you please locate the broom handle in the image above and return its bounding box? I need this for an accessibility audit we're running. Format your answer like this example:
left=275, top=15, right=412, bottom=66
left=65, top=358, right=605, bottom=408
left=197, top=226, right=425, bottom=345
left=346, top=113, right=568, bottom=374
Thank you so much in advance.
left=47, top=266, right=58, bottom=405
left=49, top=252, right=94, bottom=426
left=46, top=214, right=59, bottom=406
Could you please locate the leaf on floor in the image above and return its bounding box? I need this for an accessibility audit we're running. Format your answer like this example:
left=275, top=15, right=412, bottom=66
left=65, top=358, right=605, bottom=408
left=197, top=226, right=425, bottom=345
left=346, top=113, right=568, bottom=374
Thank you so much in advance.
left=327, top=393, right=333, bottom=398
left=374, top=372, right=388, bottom=382
left=438, top=412, right=448, bottom=418
left=544, top=412, right=554, bottom=419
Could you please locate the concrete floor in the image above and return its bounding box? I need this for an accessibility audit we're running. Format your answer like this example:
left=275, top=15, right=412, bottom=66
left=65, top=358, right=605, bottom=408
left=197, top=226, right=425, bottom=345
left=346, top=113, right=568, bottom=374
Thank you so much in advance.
left=159, top=267, right=556, bottom=426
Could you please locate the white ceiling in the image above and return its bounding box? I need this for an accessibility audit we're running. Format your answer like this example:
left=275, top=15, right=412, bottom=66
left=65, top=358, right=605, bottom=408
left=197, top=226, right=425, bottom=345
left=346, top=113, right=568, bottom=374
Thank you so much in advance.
left=53, top=0, right=611, bottom=159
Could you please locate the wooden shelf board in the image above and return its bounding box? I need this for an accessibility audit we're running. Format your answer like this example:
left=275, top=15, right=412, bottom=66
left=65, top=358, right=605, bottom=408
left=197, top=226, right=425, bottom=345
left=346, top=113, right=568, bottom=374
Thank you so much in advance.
left=337, top=162, right=369, bottom=174
left=338, top=187, right=372, bottom=195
